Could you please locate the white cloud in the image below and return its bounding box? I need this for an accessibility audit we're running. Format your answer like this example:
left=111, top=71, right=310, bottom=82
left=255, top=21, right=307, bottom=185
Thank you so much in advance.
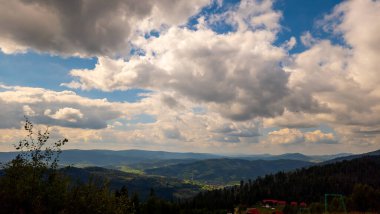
left=304, top=130, right=336, bottom=144
left=64, top=0, right=293, bottom=122
left=46, top=107, right=84, bottom=123
left=270, top=0, right=380, bottom=148
left=300, top=32, right=317, bottom=47
left=232, top=0, right=281, bottom=32
left=59, top=0, right=380, bottom=152
left=2, top=0, right=380, bottom=154
left=282, top=36, right=296, bottom=51
left=265, top=128, right=304, bottom=145
left=0, top=84, right=266, bottom=151
left=0, top=85, right=123, bottom=129
left=23, top=105, right=36, bottom=116
left=0, top=0, right=210, bottom=56
left=265, top=128, right=336, bottom=145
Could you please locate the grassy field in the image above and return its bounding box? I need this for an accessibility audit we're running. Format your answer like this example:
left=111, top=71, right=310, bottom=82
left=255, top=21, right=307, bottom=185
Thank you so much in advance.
left=114, top=165, right=145, bottom=175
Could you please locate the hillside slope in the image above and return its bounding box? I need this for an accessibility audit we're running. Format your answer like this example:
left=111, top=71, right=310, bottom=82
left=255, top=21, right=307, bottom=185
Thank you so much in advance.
left=188, top=155, right=380, bottom=212
left=323, top=149, right=380, bottom=164
left=145, top=158, right=314, bottom=184
left=61, top=166, right=202, bottom=200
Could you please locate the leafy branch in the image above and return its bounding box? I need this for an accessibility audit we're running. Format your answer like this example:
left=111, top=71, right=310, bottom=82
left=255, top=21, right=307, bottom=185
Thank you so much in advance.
left=13, top=117, right=68, bottom=169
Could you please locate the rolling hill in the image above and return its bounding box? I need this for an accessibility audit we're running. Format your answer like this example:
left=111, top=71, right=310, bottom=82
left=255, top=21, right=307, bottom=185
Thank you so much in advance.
left=59, top=149, right=223, bottom=166
left=323, top=149, right=380, bottom=164
left=187, top=154, right=380, bottom=212
left=61, top=166, right=202, bottom=200
left=237, top=152, right=352, bottom=162
left=144, top=158, right=314, bottom=184
left=0, top=149, right=351, bottom=167
left=0, top=149, right=222, bottom=166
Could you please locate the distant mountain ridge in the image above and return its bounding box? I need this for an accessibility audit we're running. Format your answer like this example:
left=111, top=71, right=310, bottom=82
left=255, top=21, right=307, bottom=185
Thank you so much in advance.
left=237, top=152, right=352, bottom=162
left=61, top=149, right=223, bottom=166
left=0, top=149, right=354, bottom=166
left=323, top=149, right=380, bottom=164
left=0, top=149, right=222, bottom=166
left=1, top=148, right=379, bottom=201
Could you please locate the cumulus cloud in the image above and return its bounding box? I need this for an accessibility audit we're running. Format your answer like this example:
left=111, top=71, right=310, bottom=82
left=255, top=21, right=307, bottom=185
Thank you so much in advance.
left=210, top=121, right=261, bottom=138
left=269, top=0, right=380, bottom=147
left=0, top=0, right=210, bottom=56
left=0, top=83, right=265, bottom=151
left=304, top=130, right=336, bottom=144
left=2, top=0, right=380, bottom=154
left=64, top=0, right=296, bottom=122
left=0, top=85, right=122, bottom=129
left=60, top=0, right=380, bottom=151
left=45, top=107, right=84, bottom=123
left=265, top=128, right=336, bottom=145
left=22, top=105, right=36, bottom=116
left=281, top=36, right=296, bottom=51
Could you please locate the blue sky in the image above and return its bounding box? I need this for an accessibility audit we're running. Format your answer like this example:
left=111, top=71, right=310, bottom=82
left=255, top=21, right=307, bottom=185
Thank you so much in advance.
left=0, top=0, right=340, bottom=101
left=0, top=0, right=379, bottom=155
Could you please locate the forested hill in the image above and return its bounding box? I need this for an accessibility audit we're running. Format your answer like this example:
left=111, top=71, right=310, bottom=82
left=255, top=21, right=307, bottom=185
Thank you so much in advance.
left=186, top=155, right=380, bottom=211
left=0, top=149, right=351, bottom=167
left=61, top=167, right=202, bottom=200
left=145, top=158, right=313, bottom=184
left=323, top=148, right=380, bottom=164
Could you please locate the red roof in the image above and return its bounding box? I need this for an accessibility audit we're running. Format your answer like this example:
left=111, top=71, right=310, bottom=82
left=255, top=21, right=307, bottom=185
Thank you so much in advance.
left=277, top=201, right=286, bottom=205
left=290, top=202, right=298, bottom=206
left=300, top=202, right=307, bottom=207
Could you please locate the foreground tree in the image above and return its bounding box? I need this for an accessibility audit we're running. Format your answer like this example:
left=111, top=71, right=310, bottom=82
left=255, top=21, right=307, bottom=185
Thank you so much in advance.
left=0, top=118, right=68, bottom=213
left=0, top=118, right=136, bottom=214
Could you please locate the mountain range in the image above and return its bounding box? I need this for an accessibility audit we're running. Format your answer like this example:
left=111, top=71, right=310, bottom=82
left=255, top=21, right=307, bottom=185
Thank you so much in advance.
left=0, top=149, right=353, bottom=166
left=144, top=158, right=313, bottom=184
left=1, top=148, right=379, bottom=201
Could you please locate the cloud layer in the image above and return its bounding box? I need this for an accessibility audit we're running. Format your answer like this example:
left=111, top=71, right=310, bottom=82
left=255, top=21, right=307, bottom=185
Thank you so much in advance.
left=1, top=0, right=380, bottom=154
left=0, top=85, right=122, bottom=129
left=0, top=0, right=209, bottom=56
left=64, top=0, right=294, bottom=122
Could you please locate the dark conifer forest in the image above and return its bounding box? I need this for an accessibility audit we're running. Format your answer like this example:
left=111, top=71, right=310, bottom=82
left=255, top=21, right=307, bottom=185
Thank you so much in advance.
left=182, top=156, right=380, bottom=213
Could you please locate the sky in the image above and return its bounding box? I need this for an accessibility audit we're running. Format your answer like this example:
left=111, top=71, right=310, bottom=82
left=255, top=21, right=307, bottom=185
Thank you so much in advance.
left=0, top=0, right=380, bottom=155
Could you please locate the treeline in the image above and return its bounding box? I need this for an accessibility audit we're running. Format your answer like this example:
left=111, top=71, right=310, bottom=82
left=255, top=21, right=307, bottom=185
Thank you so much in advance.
left=181, top=156, right=380, bottom=213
